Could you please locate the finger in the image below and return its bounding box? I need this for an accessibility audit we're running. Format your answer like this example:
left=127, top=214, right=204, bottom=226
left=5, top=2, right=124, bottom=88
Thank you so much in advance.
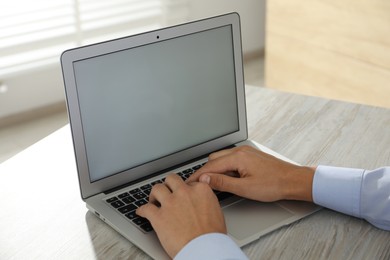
left=199, top=173, right=242, bottom=195
left=187, top=152, right=241, bottom=183
left=136, top=203, right=159, bottom=220
left=148, top=183, right=171, bottom=205
left=199, top=145, right=266, bottom=176
left=164, top=173, right=185, bottom=192
left=187, top=145, right=256, bottom=183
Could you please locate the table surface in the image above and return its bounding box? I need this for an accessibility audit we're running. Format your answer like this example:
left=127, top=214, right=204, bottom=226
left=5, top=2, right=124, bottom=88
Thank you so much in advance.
left=1, top=86, right=389, bottom=260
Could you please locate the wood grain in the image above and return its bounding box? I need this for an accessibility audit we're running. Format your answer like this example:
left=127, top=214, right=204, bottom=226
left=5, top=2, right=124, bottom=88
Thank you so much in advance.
left=265, top=0, right=390, bottom=108
left=244, top=86, right=390, bottom=259
left=0, top=86, right=389, bottom=259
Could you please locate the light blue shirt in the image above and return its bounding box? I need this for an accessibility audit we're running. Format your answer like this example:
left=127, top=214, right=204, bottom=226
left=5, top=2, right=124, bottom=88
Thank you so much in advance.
left=174, top=233, right=248, bottom=260
left=313, top=166, right=390, bottom=230
left=174, top=166, right=390, bottom=260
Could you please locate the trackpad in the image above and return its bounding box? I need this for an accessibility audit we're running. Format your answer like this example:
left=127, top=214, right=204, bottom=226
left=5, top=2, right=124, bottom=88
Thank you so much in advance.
left=223, top=200, right=294, bottom=241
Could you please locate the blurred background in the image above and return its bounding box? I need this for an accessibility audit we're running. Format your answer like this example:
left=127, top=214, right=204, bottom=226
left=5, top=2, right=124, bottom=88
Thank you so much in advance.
left=0, top=0, right=265, bottom=162
left=0, top=0, right=265, bottom=121
left=1, top=0, right=389, bottom=163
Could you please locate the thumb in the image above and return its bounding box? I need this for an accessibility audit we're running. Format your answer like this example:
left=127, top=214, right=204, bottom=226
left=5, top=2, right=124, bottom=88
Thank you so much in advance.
left=199, top=173, right=240, bottom=194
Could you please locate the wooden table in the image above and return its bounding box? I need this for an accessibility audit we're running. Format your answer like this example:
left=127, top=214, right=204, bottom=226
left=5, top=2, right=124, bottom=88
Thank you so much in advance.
left=1, top=86, right=389, bottom=259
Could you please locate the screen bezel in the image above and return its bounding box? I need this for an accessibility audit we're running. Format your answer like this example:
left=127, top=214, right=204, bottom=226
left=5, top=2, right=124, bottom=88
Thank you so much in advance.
left=61, top=13, right=247, bottom=200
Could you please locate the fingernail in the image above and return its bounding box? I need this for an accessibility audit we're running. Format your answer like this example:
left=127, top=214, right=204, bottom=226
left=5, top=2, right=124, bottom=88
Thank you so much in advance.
left=200, top=174, right=210, bottom=184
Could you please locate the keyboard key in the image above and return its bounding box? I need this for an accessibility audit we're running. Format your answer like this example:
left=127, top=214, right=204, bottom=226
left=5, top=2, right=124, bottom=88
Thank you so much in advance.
left=143, top=188, right=151, bottom=196
left=192, top=164, right=202, bottom=170
left=132, top=217, right=148, bottom=226
left=133, top=192, right=147, bottom=200
left=135, top=199, right=148, bottom=207
left=129, top=188, right=141, bottom=194
left=125, top=210, right=138, bottom=220
left=182, top=168, right=193, bottom=174
left=151, top=180, right=162, bottom=186
left=118, top=192, right=130, bottom=199
left=122, top=196, right=136, bottom=204
left=118, top=204, right=137, bottom=214
left=140, top=222, right=153, bottom=232
left=140, top=184, right=152, bottom=190
left=111, top=200, right=125, bottom=208
left=178, top=173, right=186, bottom=180
left=106, top=197, right=118, bottom=203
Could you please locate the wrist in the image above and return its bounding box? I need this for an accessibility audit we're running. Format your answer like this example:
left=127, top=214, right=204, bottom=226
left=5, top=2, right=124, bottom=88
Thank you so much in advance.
left=283, top=165, right=315, bottom=202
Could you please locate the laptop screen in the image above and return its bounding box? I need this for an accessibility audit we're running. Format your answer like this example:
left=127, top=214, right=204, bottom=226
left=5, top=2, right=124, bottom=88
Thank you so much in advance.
left=72, top=25, right=239, bottom=182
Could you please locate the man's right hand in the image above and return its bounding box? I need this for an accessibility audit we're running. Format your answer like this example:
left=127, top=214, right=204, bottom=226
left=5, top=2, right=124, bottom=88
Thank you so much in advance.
left=187, top=145, right=315, bottom=202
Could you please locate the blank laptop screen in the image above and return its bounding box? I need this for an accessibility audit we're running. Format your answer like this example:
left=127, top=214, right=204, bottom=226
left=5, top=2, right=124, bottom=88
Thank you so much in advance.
left=73, top=25, right=239, bottom=182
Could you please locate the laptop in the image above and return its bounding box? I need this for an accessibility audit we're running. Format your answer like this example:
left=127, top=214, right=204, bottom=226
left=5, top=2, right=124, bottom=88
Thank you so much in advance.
left=61, top=13, right=320, bottom=259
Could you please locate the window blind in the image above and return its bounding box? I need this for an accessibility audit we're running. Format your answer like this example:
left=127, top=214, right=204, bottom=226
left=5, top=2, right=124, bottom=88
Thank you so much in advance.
left=0, top=0, right=189, bottom=78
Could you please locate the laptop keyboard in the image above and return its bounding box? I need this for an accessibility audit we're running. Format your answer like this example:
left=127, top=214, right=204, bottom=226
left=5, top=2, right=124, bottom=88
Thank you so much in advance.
left=105, top=162, right=233, bottom=233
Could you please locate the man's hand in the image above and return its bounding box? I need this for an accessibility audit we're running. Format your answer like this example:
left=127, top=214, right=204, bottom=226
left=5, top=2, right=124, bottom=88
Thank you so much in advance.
left=187, top=145, right=315, bottom=202
left=136, top=174, right=226, bottom=258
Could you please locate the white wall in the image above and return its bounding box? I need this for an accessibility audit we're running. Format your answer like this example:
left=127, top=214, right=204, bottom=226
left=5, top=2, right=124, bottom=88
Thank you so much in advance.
left=0, top=1, right=266, bottom=119
left=0, top=65, right=64, bottom=118
left=187, top=0, right=265, bottom=53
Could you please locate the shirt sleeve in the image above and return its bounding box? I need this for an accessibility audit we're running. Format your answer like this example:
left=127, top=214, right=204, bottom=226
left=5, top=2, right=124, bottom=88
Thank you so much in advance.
left=174, top=233, right=248, bottom=260
left=313, top=165, right=390, bottom=231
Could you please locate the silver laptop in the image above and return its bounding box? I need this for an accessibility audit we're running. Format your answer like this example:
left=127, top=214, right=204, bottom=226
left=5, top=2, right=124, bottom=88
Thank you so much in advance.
left=61, top=13, right=320, bottom=259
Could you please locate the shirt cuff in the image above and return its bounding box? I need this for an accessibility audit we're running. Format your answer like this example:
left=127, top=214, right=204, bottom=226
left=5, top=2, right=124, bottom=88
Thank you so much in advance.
left=174, top=233, right=248, bottom=260
left=313, top=165, right=364, bottom=218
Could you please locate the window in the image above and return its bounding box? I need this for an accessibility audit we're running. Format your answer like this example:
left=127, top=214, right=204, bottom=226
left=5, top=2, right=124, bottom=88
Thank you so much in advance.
left=0, top=0, right=189, bottom=78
